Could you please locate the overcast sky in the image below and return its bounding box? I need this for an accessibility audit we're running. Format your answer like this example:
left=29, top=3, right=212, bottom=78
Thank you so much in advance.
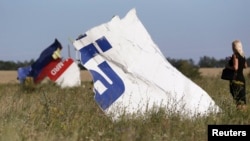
left=1, top=0, right=250, bottom=64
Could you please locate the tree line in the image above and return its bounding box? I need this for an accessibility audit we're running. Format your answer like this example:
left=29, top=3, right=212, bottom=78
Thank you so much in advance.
left=1, top=56, right=250, bottom=70
left=168, top=56, right=250, bottom=68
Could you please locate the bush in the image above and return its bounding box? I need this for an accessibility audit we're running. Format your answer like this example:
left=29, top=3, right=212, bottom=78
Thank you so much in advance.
left=168, top=59, right=201, bottom=80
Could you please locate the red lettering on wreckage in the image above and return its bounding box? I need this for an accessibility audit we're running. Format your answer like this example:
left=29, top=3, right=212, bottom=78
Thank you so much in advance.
left=47, top=58, right=74, bottom=81
left=36, top=58, right=74, bottom=82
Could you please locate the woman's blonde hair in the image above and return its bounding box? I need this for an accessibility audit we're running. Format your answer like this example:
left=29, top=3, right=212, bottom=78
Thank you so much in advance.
left=232, top=40, right=245, bottom=57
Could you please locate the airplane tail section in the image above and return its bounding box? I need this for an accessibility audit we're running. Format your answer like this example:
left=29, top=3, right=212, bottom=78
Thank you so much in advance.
left=17, top=39, right=81, bottom=88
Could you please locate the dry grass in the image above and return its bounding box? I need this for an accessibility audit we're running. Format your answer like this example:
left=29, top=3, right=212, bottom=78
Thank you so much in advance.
left=0, top=74, right=250, bottom=140
left=0, top=71, right=92, bottom=84
left=199, top=67, right=250, bottom=78
left=1, top=68, right=250, bottom=84
left=0, top=71, right=19, bottom=84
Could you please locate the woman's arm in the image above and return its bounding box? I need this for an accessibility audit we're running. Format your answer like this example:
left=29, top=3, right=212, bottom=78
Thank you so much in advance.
left=226, top=54, right=238, bottom=70
left=232, top=54, right=238, bottom=71
left=244, top=62, right=248, bottom=68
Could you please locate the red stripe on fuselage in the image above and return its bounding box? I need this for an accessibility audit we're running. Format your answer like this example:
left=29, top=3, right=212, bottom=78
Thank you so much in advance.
left=47, top=58, right=74, bottom=81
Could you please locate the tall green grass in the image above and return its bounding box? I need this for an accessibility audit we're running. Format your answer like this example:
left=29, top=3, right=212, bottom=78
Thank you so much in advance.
left=0, top=77, right=249, bottom=141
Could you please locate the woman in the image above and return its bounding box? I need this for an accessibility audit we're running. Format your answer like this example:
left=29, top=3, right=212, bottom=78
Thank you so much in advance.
left=227, top=40, right=248, bottom=110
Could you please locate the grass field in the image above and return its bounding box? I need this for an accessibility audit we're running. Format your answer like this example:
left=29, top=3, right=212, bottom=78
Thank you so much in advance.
left=0, top=71, right=93, bottom=84
left=1, top=68, right=250, bottom=84
left=0, top=69, right=250, bottom=140
left=2, top=68, right=250, bottom=84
